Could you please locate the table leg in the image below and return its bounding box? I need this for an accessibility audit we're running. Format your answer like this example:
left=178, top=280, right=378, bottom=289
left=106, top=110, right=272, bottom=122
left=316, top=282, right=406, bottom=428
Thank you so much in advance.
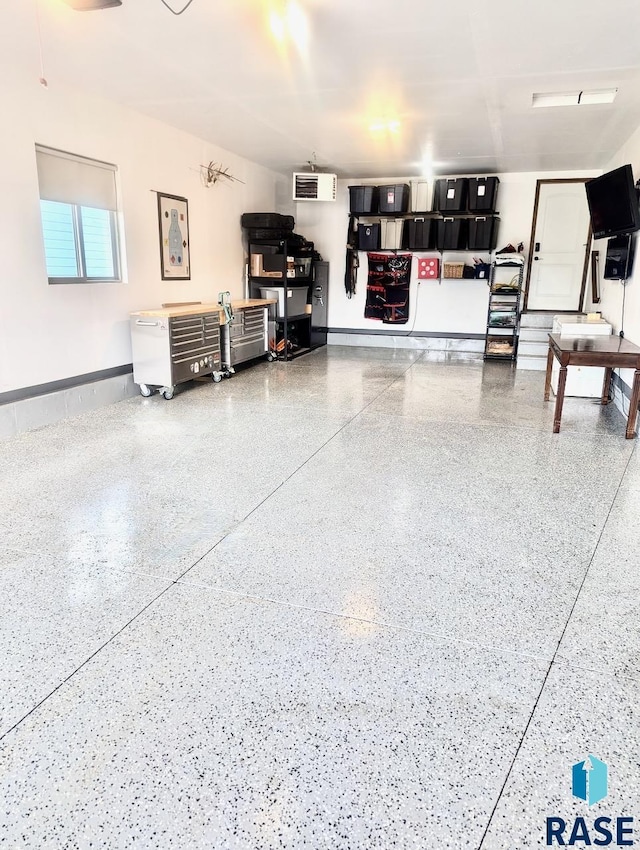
left=601, top=367, right=613, bottom=405
left=625, top=369, right=640, bottom=439
left=544, top=345, right=554, bottom=402
left=553, top=366, right=567, bottom=433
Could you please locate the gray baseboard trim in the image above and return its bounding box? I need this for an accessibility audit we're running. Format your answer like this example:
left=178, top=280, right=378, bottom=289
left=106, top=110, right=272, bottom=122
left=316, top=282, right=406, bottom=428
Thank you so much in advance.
left=328, top=327, right=485, bottom=340
left=0, top=364, right=133, bottom=406
left=612, top=370, right=632, bottom=400
left=610, top=370, right=637, bottom=419
left=327, top=330, right=485, bottom=356
left=0, top=369, right=137, bottom=441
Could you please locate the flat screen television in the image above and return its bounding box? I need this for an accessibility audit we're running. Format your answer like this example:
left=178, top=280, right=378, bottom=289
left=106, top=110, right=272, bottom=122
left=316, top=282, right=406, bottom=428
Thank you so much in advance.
left=585, top=164, right=640, bottom=239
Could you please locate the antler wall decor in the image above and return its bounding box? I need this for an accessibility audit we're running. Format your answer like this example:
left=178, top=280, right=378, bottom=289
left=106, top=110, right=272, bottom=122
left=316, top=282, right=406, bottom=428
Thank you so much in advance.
left=200, top=162, right=245, bottom=188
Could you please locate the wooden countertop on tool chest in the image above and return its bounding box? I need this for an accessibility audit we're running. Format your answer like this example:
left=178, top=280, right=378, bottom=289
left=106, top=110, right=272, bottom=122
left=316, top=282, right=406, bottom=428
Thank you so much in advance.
left=230, top=299, right=277, bottom=310
left=131, top=299, right=276, bottom=320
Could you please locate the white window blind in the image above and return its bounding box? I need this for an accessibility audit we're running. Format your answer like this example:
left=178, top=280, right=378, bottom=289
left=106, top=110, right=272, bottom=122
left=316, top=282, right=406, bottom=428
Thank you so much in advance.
left=35, top=145, right=121, bottom=284
left=35, top=145, right=117, bottom=211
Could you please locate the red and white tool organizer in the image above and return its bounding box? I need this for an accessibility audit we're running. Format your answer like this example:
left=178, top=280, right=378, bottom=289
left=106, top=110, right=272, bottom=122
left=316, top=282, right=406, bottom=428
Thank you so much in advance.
left=417, top=258, right=439, bottom=279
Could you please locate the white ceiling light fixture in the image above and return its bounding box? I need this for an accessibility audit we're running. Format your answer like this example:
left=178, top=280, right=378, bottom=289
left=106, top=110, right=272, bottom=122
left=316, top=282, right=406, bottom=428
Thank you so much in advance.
left=532, top=88, right=618, bottom=108
left=269, top=2, right=309, bottom=51
left=64, top=0, right=199, bottom=12
left=64, top=0, right=122, bottom=9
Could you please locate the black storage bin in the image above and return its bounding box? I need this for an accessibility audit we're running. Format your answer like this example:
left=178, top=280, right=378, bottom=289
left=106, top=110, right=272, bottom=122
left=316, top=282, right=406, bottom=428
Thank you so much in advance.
left=437, top=217, right=468, bottom=250
left=241, top=212, right=294, bottom=230
left=402, top=218, right=434, bottom=250
left=358, top=222, right=381, bottom=250
left=378, top=184, right=410, bottom=213
left=468, top=177, right=499, bottom=212
left=349, top=185, right=379, bottom=215
left=474, top=262, right=491, bottom=280
left=468, top=216, right=499, bottom=251
left=434, top=178, right=468, bottom=212
left=247, top=228, right=290, bottom=241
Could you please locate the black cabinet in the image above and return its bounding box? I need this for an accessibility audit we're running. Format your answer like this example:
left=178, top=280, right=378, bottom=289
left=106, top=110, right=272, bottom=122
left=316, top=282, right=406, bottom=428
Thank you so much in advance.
left=311, top=261, right=329, bottom=348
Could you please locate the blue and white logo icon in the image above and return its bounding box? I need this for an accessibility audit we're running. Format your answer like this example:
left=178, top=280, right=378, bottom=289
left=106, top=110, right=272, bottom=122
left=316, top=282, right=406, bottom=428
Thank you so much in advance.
left=572, top=756, right=608, bottom=806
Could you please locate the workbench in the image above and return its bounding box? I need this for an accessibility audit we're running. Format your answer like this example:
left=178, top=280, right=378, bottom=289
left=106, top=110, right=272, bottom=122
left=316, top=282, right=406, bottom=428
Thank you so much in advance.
left=130, top=299, right=276, bottom=398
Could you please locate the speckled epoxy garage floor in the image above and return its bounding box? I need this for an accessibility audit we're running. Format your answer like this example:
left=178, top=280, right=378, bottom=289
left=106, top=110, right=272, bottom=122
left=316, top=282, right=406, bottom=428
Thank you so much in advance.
left=1, top=347, right=639, bottom=849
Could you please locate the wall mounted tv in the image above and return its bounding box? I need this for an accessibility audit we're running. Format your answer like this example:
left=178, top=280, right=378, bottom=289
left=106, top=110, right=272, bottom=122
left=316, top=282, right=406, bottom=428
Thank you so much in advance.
left=585, top=164, right=640, bottom=239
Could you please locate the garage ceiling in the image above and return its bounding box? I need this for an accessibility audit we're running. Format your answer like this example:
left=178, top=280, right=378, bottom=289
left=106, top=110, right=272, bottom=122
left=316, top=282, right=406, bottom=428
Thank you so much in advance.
left=12, top=0, right=640, bottom=176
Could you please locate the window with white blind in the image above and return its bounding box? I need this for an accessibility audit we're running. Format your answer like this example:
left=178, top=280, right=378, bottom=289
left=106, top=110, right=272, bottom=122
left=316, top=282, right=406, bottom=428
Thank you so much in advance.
left=35, top=145, right=122, bottom=284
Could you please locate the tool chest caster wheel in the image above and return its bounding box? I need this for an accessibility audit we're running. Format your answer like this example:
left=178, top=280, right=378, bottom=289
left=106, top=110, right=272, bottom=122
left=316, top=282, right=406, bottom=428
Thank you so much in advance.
left=212, top=372, right=223, bottom=383
left=161, top=387, right=174, bottom=400
left=267, top=352, right=276, bottom=362
left=139, top=384, right=152, bottom=397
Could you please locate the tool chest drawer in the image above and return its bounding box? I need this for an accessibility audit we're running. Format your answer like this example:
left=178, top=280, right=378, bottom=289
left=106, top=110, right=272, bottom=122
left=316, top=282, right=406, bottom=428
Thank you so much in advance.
left=169, top=313, right=221, bottom=383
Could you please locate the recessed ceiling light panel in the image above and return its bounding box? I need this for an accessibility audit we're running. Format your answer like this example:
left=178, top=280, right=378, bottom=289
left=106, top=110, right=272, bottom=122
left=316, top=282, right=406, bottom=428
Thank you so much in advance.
left=532, top=88, right=618, bottom=108
left=532, top=92, right=579, bottom=108
left=579, top=88, right=618, bottom=105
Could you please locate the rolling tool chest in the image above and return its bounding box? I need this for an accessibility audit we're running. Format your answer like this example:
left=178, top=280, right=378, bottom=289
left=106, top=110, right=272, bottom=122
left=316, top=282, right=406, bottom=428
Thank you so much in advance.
left=220, top=301, right=270, bottom=375
left=130, top=304, right=224, bottom=399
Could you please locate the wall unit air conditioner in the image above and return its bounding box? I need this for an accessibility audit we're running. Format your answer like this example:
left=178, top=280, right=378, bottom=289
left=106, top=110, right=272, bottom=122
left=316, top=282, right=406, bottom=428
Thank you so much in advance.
left=293, top=172, right=337, bottom=202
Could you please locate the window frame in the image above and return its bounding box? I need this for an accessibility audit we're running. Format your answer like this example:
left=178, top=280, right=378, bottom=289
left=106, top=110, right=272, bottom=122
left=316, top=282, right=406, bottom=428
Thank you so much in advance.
left=36, top=145, right=123, bottom=286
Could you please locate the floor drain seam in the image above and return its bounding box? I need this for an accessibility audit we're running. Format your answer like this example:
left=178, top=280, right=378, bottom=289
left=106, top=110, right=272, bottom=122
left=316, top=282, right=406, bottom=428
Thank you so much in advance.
left=177, top=358, right=422, bottom=582
left=477, top=445, right=637, bottom=849
left=0, top=579, right=178, bottom=745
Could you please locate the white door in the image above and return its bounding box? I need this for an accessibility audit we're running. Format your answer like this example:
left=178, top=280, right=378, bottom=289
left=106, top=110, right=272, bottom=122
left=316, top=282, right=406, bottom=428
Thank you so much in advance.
left=526, top=182, right=591, bottom=311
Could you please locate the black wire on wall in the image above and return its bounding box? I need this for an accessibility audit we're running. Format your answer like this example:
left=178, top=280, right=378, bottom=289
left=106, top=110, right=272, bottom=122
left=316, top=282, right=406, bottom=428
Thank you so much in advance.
left=159, top=0, right=196, bottom=14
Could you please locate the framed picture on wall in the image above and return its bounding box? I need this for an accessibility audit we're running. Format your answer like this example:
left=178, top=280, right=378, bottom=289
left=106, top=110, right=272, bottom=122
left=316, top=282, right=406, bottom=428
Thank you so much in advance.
left=157, top=192, right=190, bottom=280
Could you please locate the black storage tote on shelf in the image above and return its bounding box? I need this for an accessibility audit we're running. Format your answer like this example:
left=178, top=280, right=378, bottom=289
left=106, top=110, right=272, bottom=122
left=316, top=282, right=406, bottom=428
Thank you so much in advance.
left=437, top=217, right=468, bottom=250
left=468, top=177, right=499, bottom=212
left=378, top=184, right=410, bottom=213
left=468, top=216, right=499, bottom=251
left=358, top=222, right=381, bottom=250
left=241, top=212, right=294, bottom=231
left=434, top=178, right=468, bottom=213
left=349, top=185, right=378, bottom=215
left=247, top=228, right=290, bottom=241
left=402, top=218, right=433, bottom=250
left=474, top=262, right=492, bottom=280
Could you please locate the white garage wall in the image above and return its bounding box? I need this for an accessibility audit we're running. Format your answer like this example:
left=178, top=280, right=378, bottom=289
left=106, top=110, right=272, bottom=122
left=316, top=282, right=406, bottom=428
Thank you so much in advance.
left=295, top=170, right=599, bottom=336
left=0, top=76, right=283, bottom=395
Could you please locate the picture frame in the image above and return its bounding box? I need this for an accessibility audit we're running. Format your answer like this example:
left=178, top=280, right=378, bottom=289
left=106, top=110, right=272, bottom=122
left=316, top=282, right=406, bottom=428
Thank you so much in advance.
left=157, top=192, right=190, bottom=280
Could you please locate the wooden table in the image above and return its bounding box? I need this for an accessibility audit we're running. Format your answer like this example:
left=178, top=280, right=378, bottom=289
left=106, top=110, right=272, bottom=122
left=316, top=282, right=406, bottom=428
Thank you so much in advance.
left=544, top=333, right=640, bottom=438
